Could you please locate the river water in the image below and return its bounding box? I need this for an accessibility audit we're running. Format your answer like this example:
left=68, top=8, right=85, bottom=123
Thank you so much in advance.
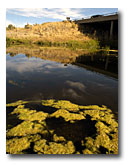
left=6, top=47, right=118, bottom=115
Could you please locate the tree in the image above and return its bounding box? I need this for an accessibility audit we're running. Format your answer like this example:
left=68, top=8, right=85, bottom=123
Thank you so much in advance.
left=24, top=23, right=32, bottom=29
left=66, top=17, right=70, bottom=21
left=7, top=24, right=16, bottom=30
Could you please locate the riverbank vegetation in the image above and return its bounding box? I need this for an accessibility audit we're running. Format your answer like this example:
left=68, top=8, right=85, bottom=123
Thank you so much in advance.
left=6, top=21, right=99, bottom=51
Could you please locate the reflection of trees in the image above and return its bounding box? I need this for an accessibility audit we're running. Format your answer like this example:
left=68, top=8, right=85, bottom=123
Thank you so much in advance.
left=25, top=54, right=32, bottom=58
left=9, top=52, right=16, bottom=57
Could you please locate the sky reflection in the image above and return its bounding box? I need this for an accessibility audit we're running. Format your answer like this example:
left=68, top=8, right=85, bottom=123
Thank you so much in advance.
left=6, top=53, right=118, bottom=114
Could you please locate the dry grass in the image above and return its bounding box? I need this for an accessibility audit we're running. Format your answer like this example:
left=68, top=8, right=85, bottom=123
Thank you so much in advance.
left=6, top=21, right=90, bottom=42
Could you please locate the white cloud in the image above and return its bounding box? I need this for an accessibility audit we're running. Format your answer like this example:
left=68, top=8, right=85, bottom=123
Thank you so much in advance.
left=7, top=8, right=85, bottom=20
left=65, top=80, right=86, bottom=92
left=63, top=88, right=81, bottom=99
left=44, top=63, right=66, bottom=69
left=6, top=55, right=66, bottom=73
left=7, top=61, right=39, bottom=73
left=6, top=20, right=14, bottom=27
left=7, top=56, right=46, bottom=73
left=6, top=19, right=33, bottom=27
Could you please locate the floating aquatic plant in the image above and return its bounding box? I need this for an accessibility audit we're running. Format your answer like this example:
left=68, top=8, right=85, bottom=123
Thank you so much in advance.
left=6, top=137, right=30, bottom=154
left=50, top=109, right=85, bottom=122
left=6, top=100, right=28, bottom=107
left=42, top=99, right=79, bottom=112
left=6, top=99, right=118, bottom=154
left=34, top=139, right=75, bottom=154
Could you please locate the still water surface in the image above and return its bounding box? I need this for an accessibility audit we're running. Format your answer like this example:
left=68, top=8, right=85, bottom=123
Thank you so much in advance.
left=6, top=51, right=118, bottom=114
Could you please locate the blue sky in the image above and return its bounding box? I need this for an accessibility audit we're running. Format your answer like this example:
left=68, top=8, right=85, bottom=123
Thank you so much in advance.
left=6, top=8, right=118, bottom=27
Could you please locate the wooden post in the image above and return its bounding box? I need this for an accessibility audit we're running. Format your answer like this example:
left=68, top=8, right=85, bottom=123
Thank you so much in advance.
left=105, top=55, right=109, bottom=70
left=110, top=21, right=114, bottom=39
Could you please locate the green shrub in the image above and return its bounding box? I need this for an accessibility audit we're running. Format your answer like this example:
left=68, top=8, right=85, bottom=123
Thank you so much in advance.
left=6, top=37, right=31, bottom=47
left=35, top=39, right=99, bottom=51
left=24, top=23, right=32, bottom=29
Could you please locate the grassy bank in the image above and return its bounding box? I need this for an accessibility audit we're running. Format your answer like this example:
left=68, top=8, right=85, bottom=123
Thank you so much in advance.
left=36, top=39, right=99, bottom=50
left=6, top=37, right=99, bottom=51
left=6, top=37, right=32, bottom=47
left=6, top=21, right=99, bottom=50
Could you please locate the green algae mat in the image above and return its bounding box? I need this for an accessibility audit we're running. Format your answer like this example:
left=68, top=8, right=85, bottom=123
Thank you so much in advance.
left=6, top=99, right=118, bottom=154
